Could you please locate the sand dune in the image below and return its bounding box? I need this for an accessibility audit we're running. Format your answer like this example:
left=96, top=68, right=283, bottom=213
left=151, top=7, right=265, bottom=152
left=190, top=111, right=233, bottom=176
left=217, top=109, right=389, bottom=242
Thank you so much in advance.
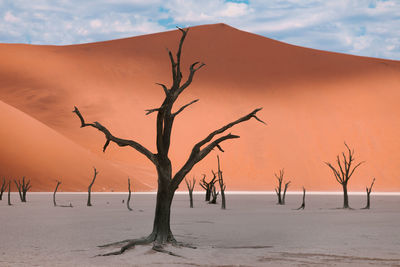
left=0, top=23, right=399, bottom=191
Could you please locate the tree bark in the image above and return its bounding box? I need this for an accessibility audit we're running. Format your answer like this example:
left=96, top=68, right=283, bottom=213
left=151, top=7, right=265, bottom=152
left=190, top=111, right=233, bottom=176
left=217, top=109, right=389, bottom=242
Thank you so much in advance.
left=53, top=181, right=61, bottom=207
left=7, top=181, right=11, bottom=206
left=127, top=178, right=133, bottom=211
left=0, top=178, right=5, bottom=200
left=342, top=183, right=349, bottom=209
left=150, top=184, right=175, bottom=244
left=87, top=167, right=98, bottom=207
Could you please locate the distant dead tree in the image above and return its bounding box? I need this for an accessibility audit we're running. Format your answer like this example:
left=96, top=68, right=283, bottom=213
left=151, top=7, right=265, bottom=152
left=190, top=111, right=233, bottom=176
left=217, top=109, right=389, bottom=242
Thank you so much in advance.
left=8, top=180, right=11, bottom=206
left=74, top=27, right=264, bottom=256
left=199, top=173, right=217, bottom=202
left=185, top=176, right=196, bottom=208
left=274, top=169, right=290, bottom=205
left=209, top=183, right=219, bottom=204
left=0, top=178, right=6, bottom=200
left=216, top=156, right=226, bottom=210
left=362, top=178, right=375, bottom=210
left=53, top=180, right=61, bottom=207
left=295, top=187, right=306, bottom=210
left=14, top=176, right=31, bottom=202
left=127, top=177, right=133, bottom=211
left=325, top=143, right=364, bottom=209
left=87, top=167, right=99, bottom=207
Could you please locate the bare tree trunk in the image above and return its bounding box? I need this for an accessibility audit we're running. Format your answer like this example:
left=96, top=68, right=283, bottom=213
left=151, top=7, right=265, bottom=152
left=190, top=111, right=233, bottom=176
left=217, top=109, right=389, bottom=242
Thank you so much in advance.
left=282, top=181, right=291, bottom=205
left=217, top=156, right=226, bottom=210
left=7, top=181, right=11, bottom=206
left=151, top=184, right=175, bottom=244
left=295, top=187, right=306, bottom=210
left=342, top=183, right=349, bottom=209
left=53, top=181, right=61, bottom=207
left=14, top=177, right=31, bottom=202
left=185, top=176, right=195, bottom=208
left=199, top=174, right=216, bottom=202
left=362, top=178, right=375, bottom=210
left=0, top=178, right=6, bottom=200
left=209, top=184, right=219, bottom=204
left=87, top=167, right=98, bottom=207
left=127, top=178, right=133, bottom=211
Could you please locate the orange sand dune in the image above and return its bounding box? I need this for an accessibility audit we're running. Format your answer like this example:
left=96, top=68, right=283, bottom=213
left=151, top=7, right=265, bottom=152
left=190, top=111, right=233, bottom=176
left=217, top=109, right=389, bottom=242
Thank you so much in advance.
left=0, top=23, right=399, bottom=191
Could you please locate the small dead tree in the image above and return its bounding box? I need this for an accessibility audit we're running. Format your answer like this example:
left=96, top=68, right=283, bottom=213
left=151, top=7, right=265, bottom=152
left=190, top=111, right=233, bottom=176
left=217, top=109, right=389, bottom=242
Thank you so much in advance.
left=216, top=156, right=226, bottom=210
left=127, top=177, right=133, bottom=211
left=14, top=176, right=31, bottom=202
left=274, top=169, right=290, bottom=205
left=185, top=176, right=196, bottom=208
left=362, top=178, right=375, bottom=210
left=87, top=167, right=99, bottom=207
left=8, top=180, right=11, bottom=206
left=0, top=178, right=6, bottom=200
left=199, top=173, right=217, bottom=202
left=325, top=142, right=364, bottom=209
left=53, top=180, right=61, bottom=207
left=295, top=187, right=306, bottom=210
left=209, top=183, right=219, bottom=204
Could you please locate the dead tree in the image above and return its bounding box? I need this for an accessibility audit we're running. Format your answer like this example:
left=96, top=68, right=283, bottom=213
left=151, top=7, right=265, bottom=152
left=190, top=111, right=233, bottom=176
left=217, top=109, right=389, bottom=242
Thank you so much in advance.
left=325, top=142, right=364, bottom=209
left=14, top=176, right=31, bottom=202
left=127, top=177, right=133, bottom=211
left=362, top=178, right=375, bottom=209
left=216, top=156, right=226, bottom=210
left=209, top=183, right=219, bottom=204
left=0, top=178, right=6, bottom=200
left=73, top=27, right=264, bottom=256
left=274, top=169, right=290, bottom=205
left=295, top=187, right=306, bottom=210
left=53, top=180, right=61, bottom=207
left=87, top=167, right=98, bottom=207
left=7, top=180, right=11, bottom=206
left=282, top=181, right=291, bottom=205
left=185, top=176, right=196, bottom=208
left=199, top=173, right=217, bottom=201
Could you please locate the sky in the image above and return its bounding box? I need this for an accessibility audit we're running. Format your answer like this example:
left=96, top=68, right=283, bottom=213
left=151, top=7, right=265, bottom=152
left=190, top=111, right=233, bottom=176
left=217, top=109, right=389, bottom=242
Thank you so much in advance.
left=0, top=0, right=399, bottom=60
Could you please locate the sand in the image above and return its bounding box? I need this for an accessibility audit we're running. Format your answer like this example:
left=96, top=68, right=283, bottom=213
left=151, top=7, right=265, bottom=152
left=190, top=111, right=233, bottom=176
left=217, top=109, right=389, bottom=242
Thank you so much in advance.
left=1, top=23, right=400, bottom=192
left=1, top=193, right=400, bottom=266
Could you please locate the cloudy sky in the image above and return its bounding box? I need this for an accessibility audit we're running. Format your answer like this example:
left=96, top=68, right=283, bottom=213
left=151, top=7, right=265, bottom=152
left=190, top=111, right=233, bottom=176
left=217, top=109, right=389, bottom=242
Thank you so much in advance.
left=0, top=0, right=399, bottom=60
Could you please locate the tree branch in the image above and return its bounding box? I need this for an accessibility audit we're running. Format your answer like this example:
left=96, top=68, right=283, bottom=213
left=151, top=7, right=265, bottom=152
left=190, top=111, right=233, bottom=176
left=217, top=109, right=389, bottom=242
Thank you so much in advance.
left=73, top=106, right=156, bottom=164
left=172, top=99, right=199, bottom=117
left=156, top=83, right=169, bottom=95
left=170, top=108, right=264, bottom=190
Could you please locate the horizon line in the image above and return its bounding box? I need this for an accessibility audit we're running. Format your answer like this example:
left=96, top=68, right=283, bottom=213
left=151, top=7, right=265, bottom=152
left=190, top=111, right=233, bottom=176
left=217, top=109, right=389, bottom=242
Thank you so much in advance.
left=27, top=191, right=400, bottom=196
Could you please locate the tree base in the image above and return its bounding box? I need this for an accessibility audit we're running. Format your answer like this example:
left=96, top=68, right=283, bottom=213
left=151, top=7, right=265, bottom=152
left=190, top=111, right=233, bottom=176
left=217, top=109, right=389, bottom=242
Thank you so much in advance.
left=97, top=233, right=196, bottom=256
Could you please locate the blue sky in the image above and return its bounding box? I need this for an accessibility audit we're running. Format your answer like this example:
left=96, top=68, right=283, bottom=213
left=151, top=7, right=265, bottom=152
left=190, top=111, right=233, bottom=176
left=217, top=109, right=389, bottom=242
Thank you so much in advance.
left=0, top=0, right=399, bottom=60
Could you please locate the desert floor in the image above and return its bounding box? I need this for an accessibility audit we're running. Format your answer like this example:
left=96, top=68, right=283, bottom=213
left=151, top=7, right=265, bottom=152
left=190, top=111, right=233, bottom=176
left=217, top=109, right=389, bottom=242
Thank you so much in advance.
left=1, top=193, right=400, bottom=266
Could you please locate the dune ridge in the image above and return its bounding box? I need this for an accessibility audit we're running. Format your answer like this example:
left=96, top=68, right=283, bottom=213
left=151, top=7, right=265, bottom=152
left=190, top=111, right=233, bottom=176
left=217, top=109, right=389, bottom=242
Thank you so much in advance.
left=0, top=23, right=399, bottom=191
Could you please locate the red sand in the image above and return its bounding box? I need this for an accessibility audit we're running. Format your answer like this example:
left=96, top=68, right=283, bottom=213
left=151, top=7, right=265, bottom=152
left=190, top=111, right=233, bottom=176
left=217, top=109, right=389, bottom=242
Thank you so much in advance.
left=0, top=23, right=399, bottom=191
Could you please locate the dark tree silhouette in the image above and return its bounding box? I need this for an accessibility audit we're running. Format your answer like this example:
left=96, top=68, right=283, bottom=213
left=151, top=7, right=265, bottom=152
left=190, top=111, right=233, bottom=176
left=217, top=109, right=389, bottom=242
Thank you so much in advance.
left=127, top=177, right=133, bottom=211
left=87, top=167, right=98, bottom=207
left=325, top=143, right=364, bottom=209
left=7, top=180, right=11, bottom=206
left=53, top=180, right=61, bottom=207
left=73, top=27, right=264, bottom=256
left=216, top=156, right=226, bottom=210
left=14, top=176, right=31, bottom=202
left=0, top=178, right=6, bottom=200
left=199, top=173, right=217, bottom=201
left=185, top=176, right=195, bottom=208
left=362, top=178, right=375, bottom=210
left=295, top=187, right=306, bottom=210
left=209, top=182, right=219, bottom=204
left=274, top=169, right=290, bottom=205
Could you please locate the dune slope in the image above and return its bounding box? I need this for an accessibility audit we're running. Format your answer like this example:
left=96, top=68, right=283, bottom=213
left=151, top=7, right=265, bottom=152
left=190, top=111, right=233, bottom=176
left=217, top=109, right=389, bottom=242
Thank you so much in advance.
left=0, top=23, right=399, bottom=191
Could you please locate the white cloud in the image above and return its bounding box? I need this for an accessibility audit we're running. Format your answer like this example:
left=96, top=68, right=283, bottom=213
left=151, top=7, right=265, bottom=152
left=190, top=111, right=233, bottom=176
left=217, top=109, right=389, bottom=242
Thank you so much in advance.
left=4, top=11, right=19, bottom=23
left=0, top=0, right=399, bottom=60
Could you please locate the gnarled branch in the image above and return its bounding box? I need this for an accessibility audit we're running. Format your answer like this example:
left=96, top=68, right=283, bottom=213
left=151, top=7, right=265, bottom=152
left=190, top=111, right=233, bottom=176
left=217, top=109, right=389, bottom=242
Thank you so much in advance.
left=73, top=106, right=156, bottom=164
